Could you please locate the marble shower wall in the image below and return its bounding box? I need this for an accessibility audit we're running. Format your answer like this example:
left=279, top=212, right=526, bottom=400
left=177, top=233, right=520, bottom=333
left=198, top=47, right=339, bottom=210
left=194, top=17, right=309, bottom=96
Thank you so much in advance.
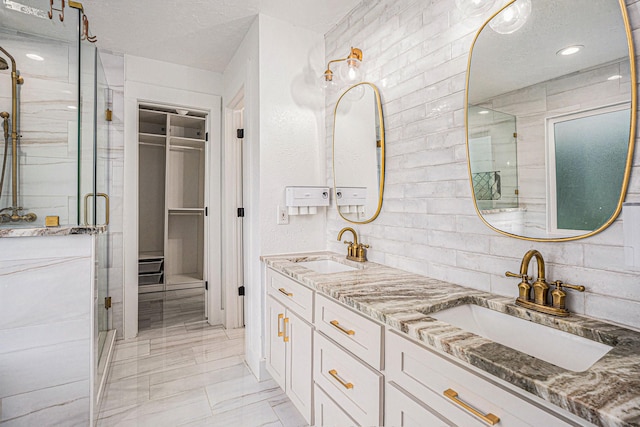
left=0, top=32, right=79, bottom=225
left=0, top=235, right=94, bottom=426
left=325, top=0, right=640, bottom=329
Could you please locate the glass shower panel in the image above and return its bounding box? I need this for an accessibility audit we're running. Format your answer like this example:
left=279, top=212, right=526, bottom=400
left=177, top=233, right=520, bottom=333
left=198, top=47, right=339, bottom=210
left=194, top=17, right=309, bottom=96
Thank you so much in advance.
left=0, top=1, right=80, bottom=226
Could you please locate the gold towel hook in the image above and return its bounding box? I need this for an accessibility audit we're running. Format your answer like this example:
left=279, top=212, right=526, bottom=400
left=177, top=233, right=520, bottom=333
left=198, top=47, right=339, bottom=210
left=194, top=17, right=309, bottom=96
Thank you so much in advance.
left=81, top=14, right=98, bottom=43
left=48, top=0, right=65, bottom=22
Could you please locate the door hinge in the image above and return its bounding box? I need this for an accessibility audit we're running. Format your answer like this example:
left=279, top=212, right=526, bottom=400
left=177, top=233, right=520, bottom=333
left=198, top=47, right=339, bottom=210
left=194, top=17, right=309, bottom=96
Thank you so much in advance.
left=237, top=128, right=244, bottom=139
left=237, top=207, right=245, bottom=217
left=238, top=286, right=245, bottom=296
left=104, top=296, right=112, bottom=310
left=105, top=109, right=112, bottom=122
left=206, top=132, right=209, bottom=141
left=205, top=281, right=208, bottom=290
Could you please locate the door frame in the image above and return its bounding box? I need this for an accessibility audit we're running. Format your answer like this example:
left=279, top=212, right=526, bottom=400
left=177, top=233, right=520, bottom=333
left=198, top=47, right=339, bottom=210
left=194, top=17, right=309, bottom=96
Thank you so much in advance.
left=123, top=81, right=222, bottom=339
left=222, top=88, right=245, bottom=329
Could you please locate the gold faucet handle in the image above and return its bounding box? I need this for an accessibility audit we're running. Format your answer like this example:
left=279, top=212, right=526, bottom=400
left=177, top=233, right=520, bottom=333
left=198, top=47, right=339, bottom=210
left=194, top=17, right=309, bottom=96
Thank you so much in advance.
left=552, top=281, right=585, bottom=292
left=343, top=240, right=353, bottom=246
left=506, top=271, right=529, bottom=281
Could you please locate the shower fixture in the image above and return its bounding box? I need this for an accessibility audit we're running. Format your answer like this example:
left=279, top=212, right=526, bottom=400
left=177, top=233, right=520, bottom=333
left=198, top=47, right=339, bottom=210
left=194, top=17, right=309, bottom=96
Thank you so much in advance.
left=0, top=46, right=37, bottom=223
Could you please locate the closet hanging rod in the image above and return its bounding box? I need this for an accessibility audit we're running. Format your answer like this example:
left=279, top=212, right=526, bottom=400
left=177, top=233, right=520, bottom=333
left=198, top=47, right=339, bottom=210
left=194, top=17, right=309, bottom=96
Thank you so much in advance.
left=139, top=141, right=165, bottom=148
left=169, top=144, right=204, bottom=152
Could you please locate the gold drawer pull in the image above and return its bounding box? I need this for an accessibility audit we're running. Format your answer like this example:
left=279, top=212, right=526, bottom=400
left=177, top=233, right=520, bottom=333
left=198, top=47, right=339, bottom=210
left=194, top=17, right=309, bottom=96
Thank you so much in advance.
left=328, top=369, right=353, bottom=389
left=283, top=317, right=289, bottom=342
left=277, top=313, right=284, bottom=337
left=444, top=389, right=500, bottom=425
left=278, top=287, right=293, bottom=297
left=330, top=320, right=355, bottom=336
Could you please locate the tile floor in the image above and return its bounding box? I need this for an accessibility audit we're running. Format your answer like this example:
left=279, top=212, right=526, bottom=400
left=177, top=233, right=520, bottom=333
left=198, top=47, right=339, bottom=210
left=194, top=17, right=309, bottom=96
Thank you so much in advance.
left=97, top=289, right=307, bottom=426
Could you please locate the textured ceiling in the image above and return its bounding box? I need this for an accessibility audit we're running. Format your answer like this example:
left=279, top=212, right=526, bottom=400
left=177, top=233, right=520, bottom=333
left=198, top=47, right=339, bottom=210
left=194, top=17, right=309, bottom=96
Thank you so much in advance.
left=82, top=0, right=361, bottom=72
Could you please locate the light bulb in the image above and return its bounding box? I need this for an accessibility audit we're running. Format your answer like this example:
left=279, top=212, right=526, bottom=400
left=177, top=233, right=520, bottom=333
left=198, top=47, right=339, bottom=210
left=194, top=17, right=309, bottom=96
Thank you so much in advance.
left=489, top=0, right=531, bottom=35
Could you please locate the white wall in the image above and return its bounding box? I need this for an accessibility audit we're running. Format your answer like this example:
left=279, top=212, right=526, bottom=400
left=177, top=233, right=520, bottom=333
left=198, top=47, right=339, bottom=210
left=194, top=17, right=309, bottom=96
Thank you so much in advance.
left=223, top=14, right=326, bottom=379
left=325, top=0, right=640, bottom=330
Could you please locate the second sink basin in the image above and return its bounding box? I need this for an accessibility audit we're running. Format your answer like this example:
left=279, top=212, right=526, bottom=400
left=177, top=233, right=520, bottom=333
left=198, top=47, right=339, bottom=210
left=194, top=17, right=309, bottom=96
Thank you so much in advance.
left=298, top=259, right=359, bottom=274
left=431, top=304, right=613, bottom=372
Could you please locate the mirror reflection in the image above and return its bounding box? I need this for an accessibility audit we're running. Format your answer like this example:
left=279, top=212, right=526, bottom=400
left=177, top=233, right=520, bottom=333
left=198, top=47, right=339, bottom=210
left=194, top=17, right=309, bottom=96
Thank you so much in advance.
left=333, top=82, right=385, bottom=224
left=466, top=0, right=635, bottom=240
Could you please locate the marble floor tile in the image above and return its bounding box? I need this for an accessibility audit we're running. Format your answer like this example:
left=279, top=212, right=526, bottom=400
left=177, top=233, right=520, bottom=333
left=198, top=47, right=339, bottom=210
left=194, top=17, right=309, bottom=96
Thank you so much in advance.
left=98, top=293, right=306, bottom=426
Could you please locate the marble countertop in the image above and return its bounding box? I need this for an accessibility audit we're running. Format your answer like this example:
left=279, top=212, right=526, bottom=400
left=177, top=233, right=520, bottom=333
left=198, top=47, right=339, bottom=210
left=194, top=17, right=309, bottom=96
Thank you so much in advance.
left=262, top=251, right=640, bottom=427
left=0, top=225, right=107, bottom=238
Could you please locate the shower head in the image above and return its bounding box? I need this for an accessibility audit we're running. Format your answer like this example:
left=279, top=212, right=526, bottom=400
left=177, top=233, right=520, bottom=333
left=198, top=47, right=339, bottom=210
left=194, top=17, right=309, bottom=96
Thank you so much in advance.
left=0, top=57, right=8, bottom=70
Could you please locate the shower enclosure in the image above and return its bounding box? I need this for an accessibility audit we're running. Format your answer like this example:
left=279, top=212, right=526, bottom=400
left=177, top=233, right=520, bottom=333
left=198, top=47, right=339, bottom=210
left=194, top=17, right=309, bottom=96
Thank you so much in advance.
left=0, top=0, right=113, bottom=411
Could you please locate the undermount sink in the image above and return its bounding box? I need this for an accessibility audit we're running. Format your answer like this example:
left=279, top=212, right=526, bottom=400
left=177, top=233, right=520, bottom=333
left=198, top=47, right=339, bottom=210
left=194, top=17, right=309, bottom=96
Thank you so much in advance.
left=431, top=304, right=613, bottom=372
left=297, top=259, right=359, bottom=274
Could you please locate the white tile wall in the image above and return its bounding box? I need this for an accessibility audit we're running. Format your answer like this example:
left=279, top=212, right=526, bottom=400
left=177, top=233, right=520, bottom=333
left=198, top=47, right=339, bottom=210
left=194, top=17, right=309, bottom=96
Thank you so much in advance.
left=325, top=0, right=640, bottom=330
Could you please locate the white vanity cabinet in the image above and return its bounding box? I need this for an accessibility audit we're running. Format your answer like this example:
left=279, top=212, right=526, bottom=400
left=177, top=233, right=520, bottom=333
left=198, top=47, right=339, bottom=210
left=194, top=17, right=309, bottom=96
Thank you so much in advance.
left=385, top=330, right=586, bottom=427
left=313, top=294, right=384, bottom=426
left=265, top=269, right=313, bottom=424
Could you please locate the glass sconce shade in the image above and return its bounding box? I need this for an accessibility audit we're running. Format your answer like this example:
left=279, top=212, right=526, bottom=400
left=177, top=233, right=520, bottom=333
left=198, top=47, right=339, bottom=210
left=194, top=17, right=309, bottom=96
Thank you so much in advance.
left=340, top=57, right=363, bottom=83
left=489, top=0, right=532, bottom=34
left=455, top=0, right=496, bottom=17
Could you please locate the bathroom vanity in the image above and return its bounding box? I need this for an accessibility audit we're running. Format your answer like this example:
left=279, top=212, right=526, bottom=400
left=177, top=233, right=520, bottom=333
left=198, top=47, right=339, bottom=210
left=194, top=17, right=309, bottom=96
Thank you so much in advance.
left=262, top=252, right=640, bottom=427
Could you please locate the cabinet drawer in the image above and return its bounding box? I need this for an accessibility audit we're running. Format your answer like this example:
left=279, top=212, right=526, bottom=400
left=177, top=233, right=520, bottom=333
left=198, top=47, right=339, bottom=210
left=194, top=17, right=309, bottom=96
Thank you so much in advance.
left=385, top=330, right=577, bottom=427
left=267, top=268, right=314, bottom=322
left=314, top=384, right=358, bottom=427
left=315, top=293, right=383, bottom=370
left=314, top=331, right=382, bottom=426
left=386, top=381, right=453, bottom=427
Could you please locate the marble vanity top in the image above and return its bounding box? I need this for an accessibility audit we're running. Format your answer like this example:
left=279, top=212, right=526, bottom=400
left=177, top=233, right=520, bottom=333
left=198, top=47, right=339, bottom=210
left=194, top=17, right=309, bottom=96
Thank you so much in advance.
left=0, top=225, right=106, bottom=238
left=262, top=251, right=640, bottom=427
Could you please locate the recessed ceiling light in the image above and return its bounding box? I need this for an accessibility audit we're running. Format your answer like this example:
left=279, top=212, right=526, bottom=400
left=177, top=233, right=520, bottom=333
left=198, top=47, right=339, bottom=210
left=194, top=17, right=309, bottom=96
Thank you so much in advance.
left=478, top=110, right=490, bottom=115
left=556, top=45, right=583, bottom=56
left=608, top=74, right=623, bottom=81
left=26, top=53, right=44, bottom=61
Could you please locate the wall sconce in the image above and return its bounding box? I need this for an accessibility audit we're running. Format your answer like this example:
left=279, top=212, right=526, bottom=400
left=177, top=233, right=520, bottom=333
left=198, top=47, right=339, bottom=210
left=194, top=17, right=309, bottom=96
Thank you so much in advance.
left=321, top=47, right=364, bottom=91
left=489, top=0, right=531, bottom=34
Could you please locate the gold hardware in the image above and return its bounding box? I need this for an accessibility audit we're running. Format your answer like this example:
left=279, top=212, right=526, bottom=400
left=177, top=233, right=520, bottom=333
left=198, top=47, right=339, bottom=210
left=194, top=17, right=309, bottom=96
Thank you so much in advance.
left=322, top=47, right=363, bottom=83
left=328, top=369, right=353, bottom=389
left=444, top=389, right=500, bottom=425
left=68, top=1, right=83, bottom=11
left=45, top=216, right=60, bottom=227
left=81, top=14, right=97, bottom=43
left=48, top=0, right=65, bottom=21
left=278, top=287, right=293, bottom=297
left=277, top=313, right=284, bottom=337
left=106, top=109, right=113, bottom=122
left=337, top=227, right=369, bottom=262
left=330, top=320, right=355, bottom=336
left=104, top=296, right=112, bottom=310
left=507, top=250, right=585, bottom=316
left=84, top=193, right=110, bottom=226
left=283, top=317, right=289, bottom=342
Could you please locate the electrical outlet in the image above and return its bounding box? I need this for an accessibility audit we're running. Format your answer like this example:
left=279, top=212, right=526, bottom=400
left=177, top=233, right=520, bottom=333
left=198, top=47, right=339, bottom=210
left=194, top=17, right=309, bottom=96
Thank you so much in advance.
left=277, top=206, right=289, bottom=225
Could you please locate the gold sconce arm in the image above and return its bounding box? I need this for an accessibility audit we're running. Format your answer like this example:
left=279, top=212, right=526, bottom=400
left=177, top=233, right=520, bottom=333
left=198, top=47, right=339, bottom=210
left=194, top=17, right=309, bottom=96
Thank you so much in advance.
left=322, top=47, right=363, bottom=84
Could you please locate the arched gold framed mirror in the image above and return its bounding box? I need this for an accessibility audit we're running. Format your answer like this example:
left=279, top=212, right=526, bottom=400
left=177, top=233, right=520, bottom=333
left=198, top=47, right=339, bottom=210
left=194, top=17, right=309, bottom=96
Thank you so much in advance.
left=333, top=82, right=385, bottom=224
left=465, top=0, right=636, bottom=241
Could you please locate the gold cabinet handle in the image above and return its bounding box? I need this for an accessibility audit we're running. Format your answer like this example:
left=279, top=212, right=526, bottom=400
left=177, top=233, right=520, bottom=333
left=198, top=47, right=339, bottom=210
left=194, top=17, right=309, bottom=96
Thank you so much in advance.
left=278, top=287, right=293, bottom=297
left=330, top=320, right=355, bottom=336
left=328, top=369, right=353, bottom=389
left=283, top=317, right=289, bottom=342
left=443, top=389, right=500, bottom=425
left=277, top=313, right=284, bottom=337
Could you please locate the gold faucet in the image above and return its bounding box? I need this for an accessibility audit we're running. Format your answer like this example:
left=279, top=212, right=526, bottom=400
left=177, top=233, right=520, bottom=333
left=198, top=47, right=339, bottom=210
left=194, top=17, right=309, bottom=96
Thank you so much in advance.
left=506, top=250, right=585, bottom=317
left=337, top=227, right=369, bottom=262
